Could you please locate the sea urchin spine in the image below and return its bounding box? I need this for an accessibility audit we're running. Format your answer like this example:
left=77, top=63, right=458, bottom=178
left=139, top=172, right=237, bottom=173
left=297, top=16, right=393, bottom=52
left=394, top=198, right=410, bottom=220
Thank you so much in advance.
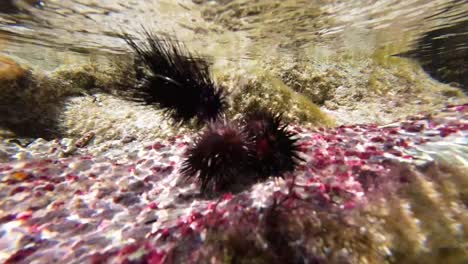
left=181, top=121, right=253, bottom=193
left=244, top=110, right=303, bottom=177
left=122, top=29, right=226, bottom=124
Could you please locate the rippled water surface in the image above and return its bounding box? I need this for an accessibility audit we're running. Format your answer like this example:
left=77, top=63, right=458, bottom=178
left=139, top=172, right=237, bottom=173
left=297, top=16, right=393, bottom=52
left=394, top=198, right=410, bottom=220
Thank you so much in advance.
left=0, top=1, right=467, bottom=71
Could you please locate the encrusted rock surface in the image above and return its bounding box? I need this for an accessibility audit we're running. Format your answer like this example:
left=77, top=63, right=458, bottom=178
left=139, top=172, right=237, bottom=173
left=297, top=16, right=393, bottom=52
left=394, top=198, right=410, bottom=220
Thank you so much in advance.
left=0, top=104, right=466, bottom=263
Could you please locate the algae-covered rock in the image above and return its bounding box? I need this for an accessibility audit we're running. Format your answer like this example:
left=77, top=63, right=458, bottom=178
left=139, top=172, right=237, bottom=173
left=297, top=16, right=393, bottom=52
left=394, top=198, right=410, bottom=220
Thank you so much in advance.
left=273, top=60, right=348, bottom=105
left=60, top=93, right=178, bottom=145
left=50, top=64, right=98, bottom=91
left=0, top=59, right=92, bottom=139
left=260, top=49, right=467, bottom=125
left=0, top=55, right=139, bottom=139
left=49, top=56, right=136, bottom=94
left=216, top=66, right=334, bottom=127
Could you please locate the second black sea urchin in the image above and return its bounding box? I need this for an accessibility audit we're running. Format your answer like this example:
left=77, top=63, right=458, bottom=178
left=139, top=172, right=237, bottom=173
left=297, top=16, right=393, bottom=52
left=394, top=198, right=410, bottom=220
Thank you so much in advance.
left=181, top=121, right=253, bottom=193
left=244, top=110, right=303, bottom=177
left=122, top=29, right=226, bottom=124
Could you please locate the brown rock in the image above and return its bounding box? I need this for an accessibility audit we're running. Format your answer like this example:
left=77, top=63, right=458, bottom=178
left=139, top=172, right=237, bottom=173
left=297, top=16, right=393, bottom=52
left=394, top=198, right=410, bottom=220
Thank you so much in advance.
left=0, top=56, right=27, bottom=82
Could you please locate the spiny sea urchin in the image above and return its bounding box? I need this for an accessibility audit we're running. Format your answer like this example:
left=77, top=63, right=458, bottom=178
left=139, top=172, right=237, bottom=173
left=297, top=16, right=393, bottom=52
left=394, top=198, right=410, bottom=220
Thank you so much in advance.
left=181, top=121, right=253, bottom=193
left=122, top=29, right=227, bottom=124
left=244, top=109, right=303, bottom=177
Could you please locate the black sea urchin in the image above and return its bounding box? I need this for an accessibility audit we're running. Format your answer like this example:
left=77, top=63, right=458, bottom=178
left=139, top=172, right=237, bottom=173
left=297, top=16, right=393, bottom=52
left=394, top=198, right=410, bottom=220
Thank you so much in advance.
left=244, top=110, right=303, bottom=177
left=122, top=29, right=226, bottom=124
left=181, top=121, right=253, bottom=193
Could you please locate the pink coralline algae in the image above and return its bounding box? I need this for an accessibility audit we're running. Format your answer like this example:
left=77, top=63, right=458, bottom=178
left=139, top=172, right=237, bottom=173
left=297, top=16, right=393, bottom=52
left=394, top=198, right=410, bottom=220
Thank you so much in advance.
left=0, top=104, right=466, bottom=263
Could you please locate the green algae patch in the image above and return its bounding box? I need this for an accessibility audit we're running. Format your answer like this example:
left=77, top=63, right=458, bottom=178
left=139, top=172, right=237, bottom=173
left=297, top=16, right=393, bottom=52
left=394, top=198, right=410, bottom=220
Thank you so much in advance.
left=268, top=76, right=335, bottom=126
left=50, top=64, right=98, bottom=91
left=48, top=56, right=136, bottom=94
left=276, top=63, right=345, bottom=105
left=260, top=48, right=467, bottom=125
left=291, top=86, right=334, bottom=126
left=218, top=68, right=335, bottom=127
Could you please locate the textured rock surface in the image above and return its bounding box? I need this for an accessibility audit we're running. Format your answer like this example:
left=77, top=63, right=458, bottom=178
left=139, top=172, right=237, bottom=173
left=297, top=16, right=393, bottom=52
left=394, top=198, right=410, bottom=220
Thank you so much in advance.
left=0, top=104, right=466, bottom=263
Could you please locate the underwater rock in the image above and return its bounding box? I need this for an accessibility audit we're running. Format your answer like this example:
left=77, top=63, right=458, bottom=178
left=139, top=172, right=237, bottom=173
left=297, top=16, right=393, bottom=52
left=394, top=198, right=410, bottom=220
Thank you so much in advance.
left=0, top=56, right=27, bottom=82
left=0, top=104, right=466, bottom=263
left=0, top=55, right=30, bottom=104
left=0, top=60, right=138, bottom=139
left=262, top=51, right=467, bottom=126
left=217, top=67, right=335, bottom=126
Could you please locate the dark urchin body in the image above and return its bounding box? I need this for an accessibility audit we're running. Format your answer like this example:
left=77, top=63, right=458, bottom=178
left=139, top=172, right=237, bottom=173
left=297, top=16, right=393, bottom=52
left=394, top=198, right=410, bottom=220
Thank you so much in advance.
left=244, top=110, right=303, bottom=177
left=122, top=29, right=226, bottom=124
left=181, top=122, right=253, bottom=193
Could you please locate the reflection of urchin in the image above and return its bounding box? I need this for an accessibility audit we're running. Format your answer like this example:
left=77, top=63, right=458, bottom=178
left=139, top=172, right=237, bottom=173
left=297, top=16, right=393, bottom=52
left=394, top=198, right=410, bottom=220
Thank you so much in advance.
left=121, top=29, right=226, bottom=124
left=181, top=122, right=253, bottom=193
left=244, top=110, right=303, bottom=177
